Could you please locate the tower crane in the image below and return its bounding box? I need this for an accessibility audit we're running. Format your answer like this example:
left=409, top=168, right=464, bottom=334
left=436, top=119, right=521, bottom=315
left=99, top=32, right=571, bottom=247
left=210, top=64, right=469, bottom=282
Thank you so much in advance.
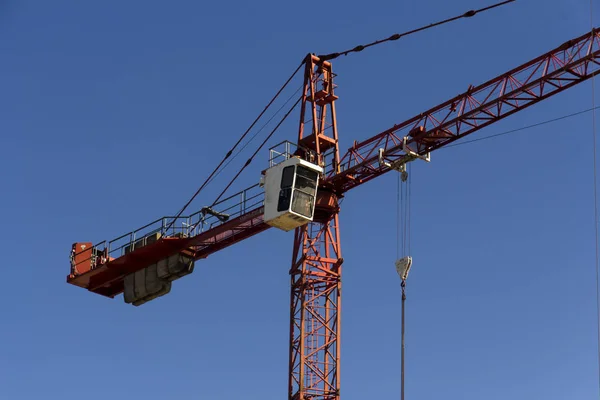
left=66, top=18, right=600, bottom=400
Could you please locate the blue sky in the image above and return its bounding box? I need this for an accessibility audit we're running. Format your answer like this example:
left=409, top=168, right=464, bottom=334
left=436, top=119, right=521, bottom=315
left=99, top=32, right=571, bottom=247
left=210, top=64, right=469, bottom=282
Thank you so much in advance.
left=2, top=0, right=599, bottom=398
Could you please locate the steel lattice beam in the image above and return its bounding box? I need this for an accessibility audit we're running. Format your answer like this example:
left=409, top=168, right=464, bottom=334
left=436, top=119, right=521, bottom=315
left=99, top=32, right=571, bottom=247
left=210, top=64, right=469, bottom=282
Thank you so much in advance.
left=289, top=221, right=342, bottom=400
left=289, top=55, right=342, bottom=400
left=331, top=28, right=600, bottom=192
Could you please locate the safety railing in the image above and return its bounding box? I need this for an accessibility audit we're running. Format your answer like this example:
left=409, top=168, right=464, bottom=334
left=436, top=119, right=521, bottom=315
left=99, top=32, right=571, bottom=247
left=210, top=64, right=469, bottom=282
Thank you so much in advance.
left=268, top=140, right=341, bottom=178
left=268, top=140, right=318, bottom=168
left=74, top=184, right=265, bottom=274
left=184, top=183, right=265, bottom=237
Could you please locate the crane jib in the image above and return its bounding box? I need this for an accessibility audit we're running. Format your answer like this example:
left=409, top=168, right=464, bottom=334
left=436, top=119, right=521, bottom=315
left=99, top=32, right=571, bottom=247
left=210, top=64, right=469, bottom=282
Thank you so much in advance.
left=329, top=28, right=600, bottom=193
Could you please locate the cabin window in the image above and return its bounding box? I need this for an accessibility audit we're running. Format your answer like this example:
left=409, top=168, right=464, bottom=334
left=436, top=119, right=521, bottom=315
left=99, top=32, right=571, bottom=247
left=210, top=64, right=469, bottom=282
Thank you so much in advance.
left=277, top=166, right=295, bottom=212
left=281, top=166, right=295, bottom=188
left=291, top=166, right=318, bottom=218
left=294, top=166, right=318, bottom=197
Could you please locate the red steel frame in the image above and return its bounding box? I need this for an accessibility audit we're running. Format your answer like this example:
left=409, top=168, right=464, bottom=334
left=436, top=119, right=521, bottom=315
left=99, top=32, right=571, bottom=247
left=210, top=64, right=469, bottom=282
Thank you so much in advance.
left=67, top=27, right=600, bottom=400
left=68, top=205, right=268, bottom=298
left=289, top=55, right=342, bottom=400
left=331, top=28, right=600, bottom=193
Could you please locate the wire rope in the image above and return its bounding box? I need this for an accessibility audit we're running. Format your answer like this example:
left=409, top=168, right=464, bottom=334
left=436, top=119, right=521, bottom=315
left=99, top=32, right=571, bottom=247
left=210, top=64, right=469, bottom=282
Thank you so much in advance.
left=317, top=0, right=516, bottom=62
left=162, top=61, right=305, bottom=234
left=589, top=0, right=600, bottom=395
left=444, top=106, right=600, bottom=149
left=210, top=96, right=303, bottom=206
left=397, top=172, right=401, bottom=260
left=203, top=83, right=305, bottom=190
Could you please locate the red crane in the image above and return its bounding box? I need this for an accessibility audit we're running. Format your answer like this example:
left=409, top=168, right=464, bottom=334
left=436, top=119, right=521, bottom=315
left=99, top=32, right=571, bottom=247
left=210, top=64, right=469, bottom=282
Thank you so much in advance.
left=67, top=26, right=600, bottom=400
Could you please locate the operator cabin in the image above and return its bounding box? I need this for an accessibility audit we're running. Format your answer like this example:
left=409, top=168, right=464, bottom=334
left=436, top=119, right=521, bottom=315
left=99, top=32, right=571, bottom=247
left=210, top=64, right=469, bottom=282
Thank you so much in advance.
left=262, top=156, right=322, bottom=231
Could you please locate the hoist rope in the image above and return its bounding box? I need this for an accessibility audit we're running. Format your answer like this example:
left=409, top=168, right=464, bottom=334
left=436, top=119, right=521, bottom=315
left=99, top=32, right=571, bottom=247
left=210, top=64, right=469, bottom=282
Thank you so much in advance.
left=317, top=0, right=516, bottom=62
left=404, top=176, right=407, bottom=254
left=407, top=164, right=412, bottom=256
left=589, top=0, right=600, bottom=395
left=396, top=163, right=412, bottom=400
left=163, top=61, right=305, bottom=234
left=401, top=279, right=406, bottom=400
left=397, top=173, right=401, bottom=260
left=397, top=164, right=413, bottom=258
left=398, top=172, right=404, bottom=256
left=403, top=174, right=409, bottom=255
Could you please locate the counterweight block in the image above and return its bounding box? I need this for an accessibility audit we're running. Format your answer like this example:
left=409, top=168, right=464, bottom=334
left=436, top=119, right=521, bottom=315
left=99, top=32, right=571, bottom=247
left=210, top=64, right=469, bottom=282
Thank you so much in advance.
left=124, top=253, right=195, bottom=306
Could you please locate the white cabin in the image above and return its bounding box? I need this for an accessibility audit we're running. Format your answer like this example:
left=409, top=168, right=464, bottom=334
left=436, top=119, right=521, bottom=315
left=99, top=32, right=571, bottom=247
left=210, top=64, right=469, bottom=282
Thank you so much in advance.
left=262, top=157, right=323, bottom=231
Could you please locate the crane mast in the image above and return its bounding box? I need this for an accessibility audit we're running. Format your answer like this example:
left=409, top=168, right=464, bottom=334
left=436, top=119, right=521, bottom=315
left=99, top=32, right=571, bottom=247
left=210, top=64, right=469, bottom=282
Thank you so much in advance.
left=289, top=55, right=342, bottom=399
left=67, top=27, right=600, bottom=399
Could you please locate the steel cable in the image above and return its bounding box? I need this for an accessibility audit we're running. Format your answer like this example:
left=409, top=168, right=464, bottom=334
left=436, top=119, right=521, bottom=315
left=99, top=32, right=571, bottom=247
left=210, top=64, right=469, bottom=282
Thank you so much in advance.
left=203, top=84, right=305, bottom=190
left=317, top=0, right=516, bottom=62
left=589, top=0, right=600, bottom=395
left=162, top=60, right=305, bottom=235
left=210, top=96, right=303, bottom=207
left=444, top=106, right=600, bottom=149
